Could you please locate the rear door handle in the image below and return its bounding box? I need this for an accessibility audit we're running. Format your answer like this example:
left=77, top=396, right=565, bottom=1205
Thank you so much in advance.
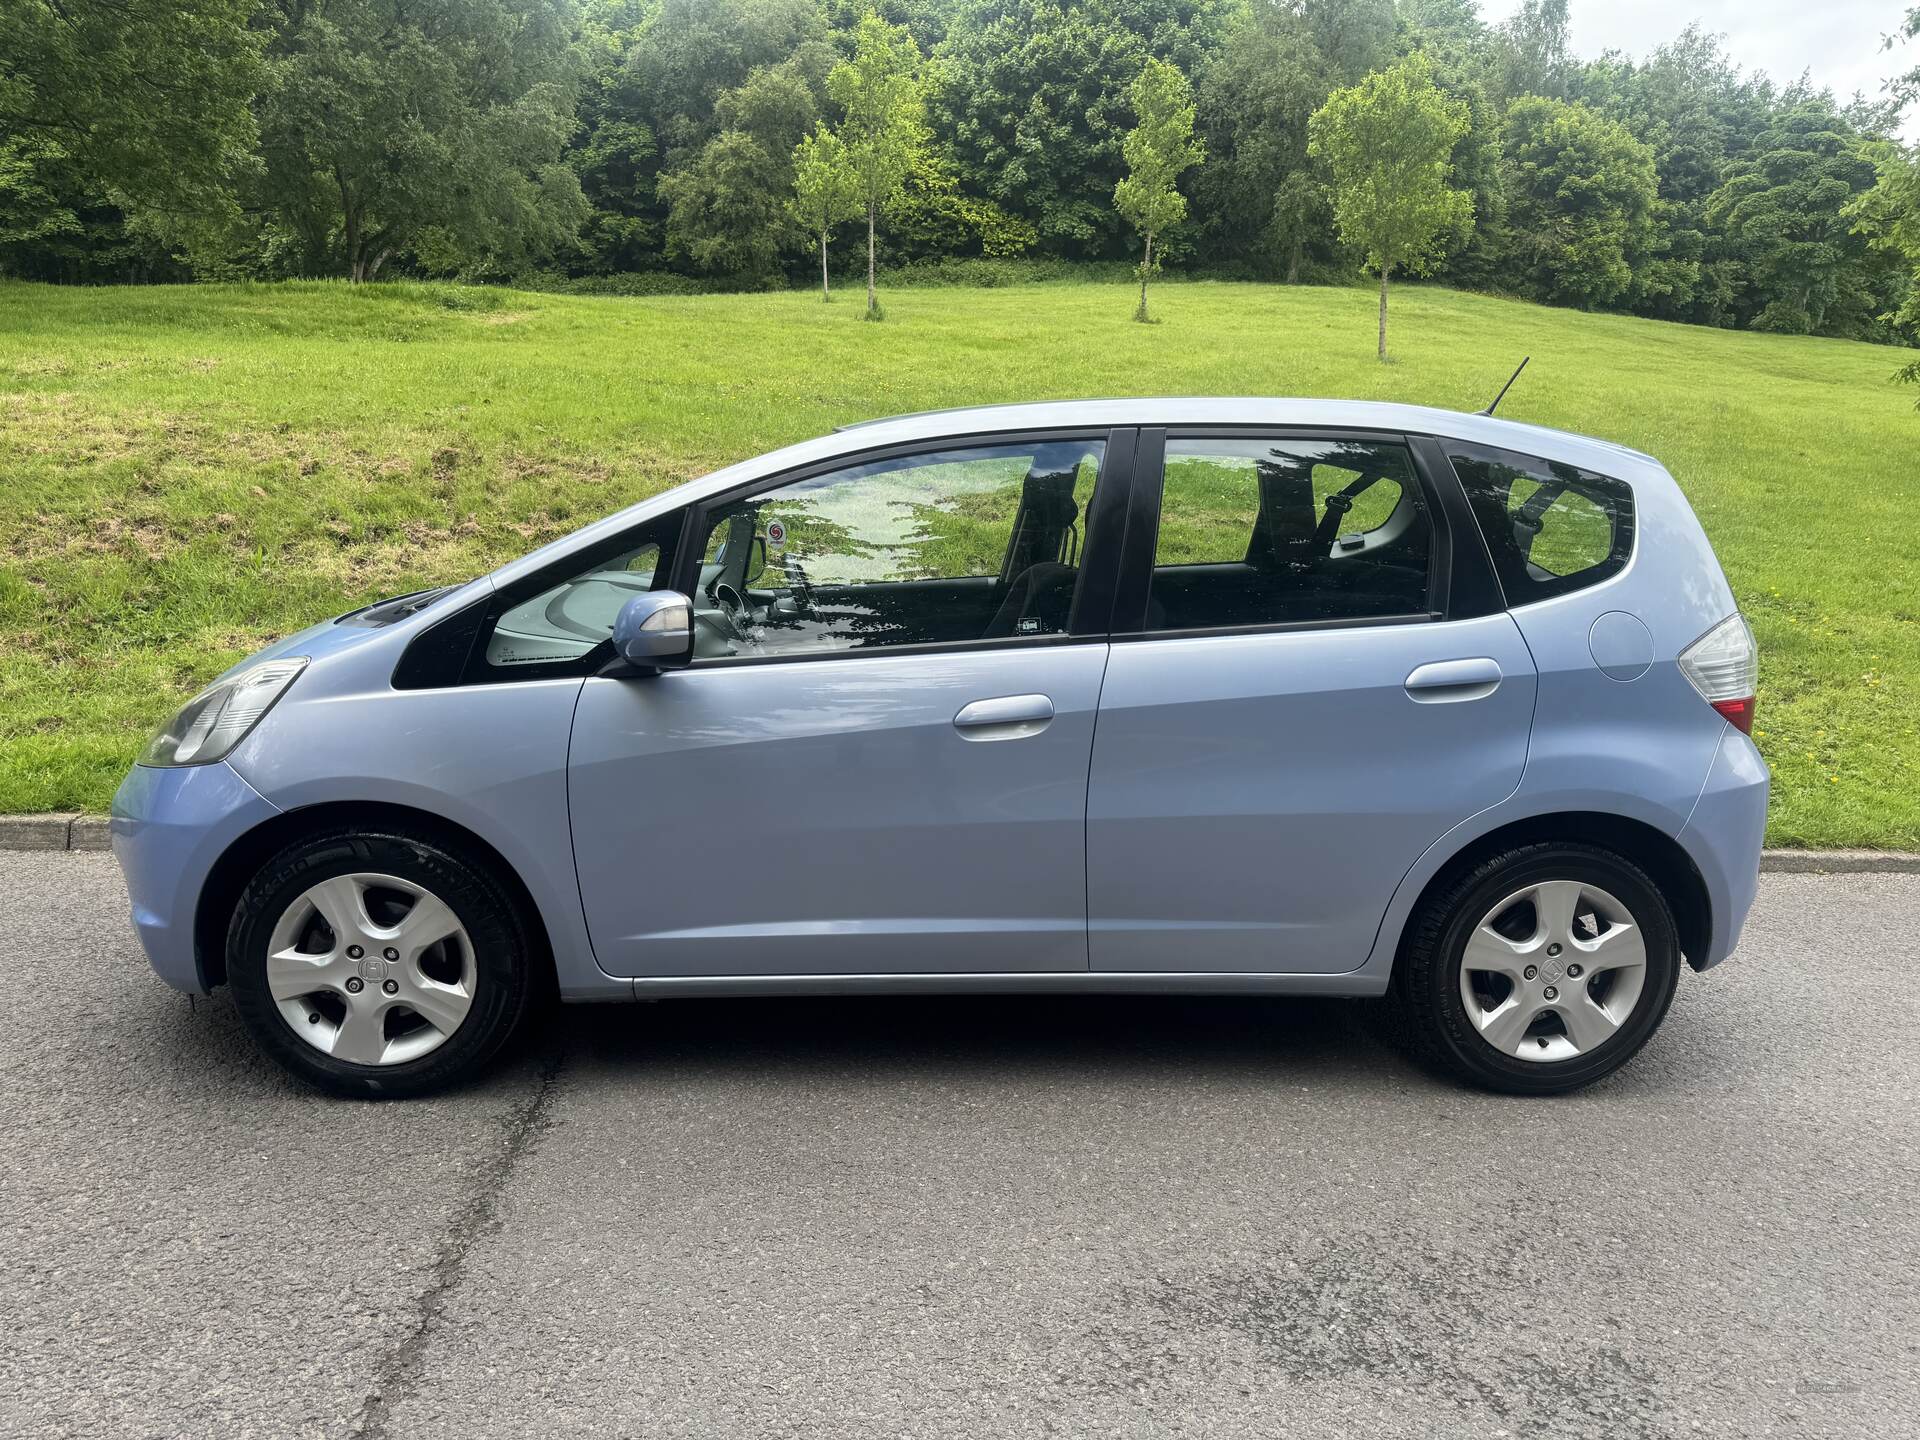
left=1405, top=658, right=1503, bottom=703
left=953, top=693, right=1055, bottom=740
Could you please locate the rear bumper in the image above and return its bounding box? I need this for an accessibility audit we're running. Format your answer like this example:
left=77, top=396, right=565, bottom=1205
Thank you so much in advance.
left=1677, top=728, right=1769, bottom=971
left=111, top=762, right=281, bottom=994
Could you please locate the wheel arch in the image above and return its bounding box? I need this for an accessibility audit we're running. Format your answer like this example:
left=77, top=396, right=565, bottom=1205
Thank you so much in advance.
left=192, top=801, right=557, bottom=992
left=1392, top=811, right=1713, bottom=977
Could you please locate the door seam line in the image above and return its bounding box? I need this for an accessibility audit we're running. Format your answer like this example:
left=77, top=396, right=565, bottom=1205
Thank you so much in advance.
left=560, top=675, right=622, bottom=986
left=1082, top=642, right=1113, bottom=971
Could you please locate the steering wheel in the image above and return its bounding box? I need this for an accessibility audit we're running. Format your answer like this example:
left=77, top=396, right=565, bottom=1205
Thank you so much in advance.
left=710, top=582, right=754, bottom=643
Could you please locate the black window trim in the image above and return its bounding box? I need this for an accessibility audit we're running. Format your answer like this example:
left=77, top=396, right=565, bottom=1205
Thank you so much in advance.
left=1411, top=433, right=1504, bottom=621
left=1108, top=424, right=1460, bottom=643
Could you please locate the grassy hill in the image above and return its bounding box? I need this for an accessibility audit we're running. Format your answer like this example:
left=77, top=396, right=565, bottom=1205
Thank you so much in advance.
left=1, top=277, right=1915, bottom=846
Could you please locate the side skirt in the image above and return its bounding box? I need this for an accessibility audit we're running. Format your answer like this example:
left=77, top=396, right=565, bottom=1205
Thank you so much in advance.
left=616, top=970, right=1390, bottom=1000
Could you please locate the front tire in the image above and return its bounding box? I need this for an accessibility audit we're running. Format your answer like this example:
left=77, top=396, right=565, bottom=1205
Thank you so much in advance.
left=226, top=827, right=538, bottom=1098
left=1397, top=843, right=1681, bottom=1095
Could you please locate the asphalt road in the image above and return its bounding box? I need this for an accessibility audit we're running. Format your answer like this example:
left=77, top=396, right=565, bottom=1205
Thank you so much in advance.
left=2, top=853, right=1916, bottom=1440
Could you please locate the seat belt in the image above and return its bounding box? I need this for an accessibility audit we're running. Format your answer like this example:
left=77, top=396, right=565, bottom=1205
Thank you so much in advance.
left=1312, top=472, right=1385, bottom=551
left=1510, top=479, right=1569, bottom=559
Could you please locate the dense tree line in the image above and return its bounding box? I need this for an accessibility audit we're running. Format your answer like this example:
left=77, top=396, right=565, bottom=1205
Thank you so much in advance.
left=3, top=0, right=1918, bottom=355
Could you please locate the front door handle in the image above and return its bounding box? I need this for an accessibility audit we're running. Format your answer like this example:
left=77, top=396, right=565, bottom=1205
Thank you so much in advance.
left=1405, top=658, right=1503, bottom=704
left=953, top=693, right=1055, bottom=740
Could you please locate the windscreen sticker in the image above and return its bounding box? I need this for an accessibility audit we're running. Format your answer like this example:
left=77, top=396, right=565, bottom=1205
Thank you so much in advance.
left=765, top=518, right=787, bottom=551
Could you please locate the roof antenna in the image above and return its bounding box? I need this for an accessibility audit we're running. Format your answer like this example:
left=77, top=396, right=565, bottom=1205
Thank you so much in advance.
left=1480, top=356, right=1530, bottom=417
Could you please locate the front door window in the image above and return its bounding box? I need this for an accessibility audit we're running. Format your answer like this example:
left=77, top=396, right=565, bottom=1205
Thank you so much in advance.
left=689, top=440, right=1105, bottom=660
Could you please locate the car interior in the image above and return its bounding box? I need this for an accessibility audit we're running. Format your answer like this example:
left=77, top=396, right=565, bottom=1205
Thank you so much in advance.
left=1144, top=441, right=1434, bottom=631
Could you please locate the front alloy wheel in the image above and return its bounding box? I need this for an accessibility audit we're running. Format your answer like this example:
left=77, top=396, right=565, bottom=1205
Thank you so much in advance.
left=266, top=872, right=478, bottom=1067
left=228, top=827, right=537, bottom=1098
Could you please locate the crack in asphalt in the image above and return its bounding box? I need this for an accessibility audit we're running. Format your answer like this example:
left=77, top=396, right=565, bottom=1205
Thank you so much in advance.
left=347, top=1042, right=568, bottom=1440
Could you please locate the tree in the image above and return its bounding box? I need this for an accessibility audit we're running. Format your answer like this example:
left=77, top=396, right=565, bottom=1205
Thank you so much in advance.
left=0, top=141, right=189, bottom=284
left=622, top=0, right=826, bottom=163
left=828, top=12, right=927, bottom=319
left=1309, top=52, right=1473, bottom=361
left=1300, top=0, right=1395, bottom=84
left=9, top=0, right=1917, bottom=340
left=1499, top=97, right=1657, bottom=309
left=568, top=0, right=660, bottom=274
left=600, top=0, right=834, bottom=278
left=1495, top=0, right=1571, bottom=101
left=1849, top=142, right=1920, bottom=402
left=1114, top=59, right=1202, bottom=321
left=253, top=0, right=589, bottom=282
left=791, top=127, right=860, bottom=299
left=932, top=0, right=1144, bottom=258
left=1891, top=8, right=1919, bottom=110
left=1191, top=2, right=1339, bottom=281
left=1419, top=42, right=1508, bottom=297
left=659, top=57, right=827, bottom=280
left=1399, top=0, right=1487, bottom=43
left=1266, top=171, right=1330, bottom=283
left=659, top=131, right=793, bottom=279
left=1707, top=99, right=1890, bottom=335
left=930, top=0, right=1234, bottom=261
left=1569, top=26, right=1763, bottom=325
left=0, top=0, right=261, bottom=255
left=883, top=143, right=1041, bottom=262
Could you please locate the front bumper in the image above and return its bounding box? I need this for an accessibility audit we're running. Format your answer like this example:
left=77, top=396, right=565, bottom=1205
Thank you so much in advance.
left=1677, top=727, right=1770, bottom=971
left=111, top=761, right=281, bottom=994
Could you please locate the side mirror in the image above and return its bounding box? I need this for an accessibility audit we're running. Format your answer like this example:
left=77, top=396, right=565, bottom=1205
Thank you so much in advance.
left=745, top=535, right=769, bottom=586
left=611, top=590, right=693, bottom=672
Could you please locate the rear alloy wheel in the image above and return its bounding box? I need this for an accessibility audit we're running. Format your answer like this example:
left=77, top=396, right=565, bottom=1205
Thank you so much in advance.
left=1457, top=879, right=1647, bottom=1063
left=228, top=828, right=537, bottom=1098
left=1399, top=843, right=1681, bottom=1095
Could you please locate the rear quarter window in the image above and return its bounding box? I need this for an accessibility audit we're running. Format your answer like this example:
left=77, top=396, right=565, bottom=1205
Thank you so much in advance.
left=1447, top=443, right=1634, bottom=605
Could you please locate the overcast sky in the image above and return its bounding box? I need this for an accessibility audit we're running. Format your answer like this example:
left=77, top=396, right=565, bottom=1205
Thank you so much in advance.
left=1478, top=0, right=1919, bottom=138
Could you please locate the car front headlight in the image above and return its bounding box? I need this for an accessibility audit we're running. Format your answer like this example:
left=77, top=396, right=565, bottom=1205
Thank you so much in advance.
left=139, top=657, right=309, bottom=767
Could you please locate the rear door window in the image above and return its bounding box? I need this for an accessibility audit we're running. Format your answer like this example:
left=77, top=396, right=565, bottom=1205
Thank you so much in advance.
left=1146, top=437, right=1434, bottom=632
left=1447, top=443, right=1634, bottom=604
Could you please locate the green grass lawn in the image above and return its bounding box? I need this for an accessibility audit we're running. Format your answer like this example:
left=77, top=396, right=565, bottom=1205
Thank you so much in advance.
left=2, top=276, right=1916, bottom=845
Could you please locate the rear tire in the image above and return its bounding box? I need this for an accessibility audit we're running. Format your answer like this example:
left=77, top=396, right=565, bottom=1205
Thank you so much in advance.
left=1396, top=842, right=1681, bottom=1095
left=226, top=826, right=538, bottom=1099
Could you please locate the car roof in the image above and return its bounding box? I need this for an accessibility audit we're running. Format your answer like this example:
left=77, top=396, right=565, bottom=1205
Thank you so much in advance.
left=834, top=398, right=1658, bottom=474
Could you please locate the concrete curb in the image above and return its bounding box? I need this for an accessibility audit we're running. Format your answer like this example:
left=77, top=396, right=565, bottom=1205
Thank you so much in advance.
left=0, top=815, right=110, bottom=852
left=69, top=816, right=112, bottom=851
left=0, top=814, right=80, bottom=850
left=0, top=813, right=1916, bottom=872
left=1756, top=849, right=1920, bottom=875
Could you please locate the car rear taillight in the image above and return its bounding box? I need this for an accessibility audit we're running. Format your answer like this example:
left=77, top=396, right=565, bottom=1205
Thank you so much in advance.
left=1678, top=613, right=1758, bottom=734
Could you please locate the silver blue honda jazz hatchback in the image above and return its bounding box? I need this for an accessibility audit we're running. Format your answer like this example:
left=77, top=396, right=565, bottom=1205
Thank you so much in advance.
left=112, top=399, right=1767, bottom=1098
